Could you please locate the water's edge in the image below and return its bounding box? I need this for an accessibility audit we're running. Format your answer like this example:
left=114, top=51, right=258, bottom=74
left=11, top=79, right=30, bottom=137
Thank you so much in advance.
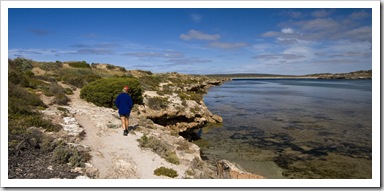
left=199, top=79, right=372, bottom=179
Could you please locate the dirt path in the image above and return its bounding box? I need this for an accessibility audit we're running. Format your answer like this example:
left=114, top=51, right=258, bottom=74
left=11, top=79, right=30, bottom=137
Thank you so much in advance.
left=67, top=89, right=189, bottom=179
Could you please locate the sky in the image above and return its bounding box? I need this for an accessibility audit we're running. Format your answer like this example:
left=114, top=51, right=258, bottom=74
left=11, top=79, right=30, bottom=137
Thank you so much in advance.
left=8, top=7, right=373, bottom=75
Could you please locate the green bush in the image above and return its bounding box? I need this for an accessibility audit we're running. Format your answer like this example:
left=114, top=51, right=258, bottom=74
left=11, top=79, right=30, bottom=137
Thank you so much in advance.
left=80, top=77, right=143, bottom=108
left=8, top=70, right=29, bottom=86
left=154, top=167, right=178, bottom=178
left=59, top=68, right=101, bottom=88
left=67, top=61, right=90, bottom=68
left=8, top=82, right=61, bottom=136
left=8, top=83, right=46, bottom=115
left=9, top=57, right=33, bottom=72
left=64, top=88, right=74, bottom=95
left=52, top=143, right=91, bottom=167
left=52, top=144, right=71, bottom=164
left=38, top=61, right=63, bottom=71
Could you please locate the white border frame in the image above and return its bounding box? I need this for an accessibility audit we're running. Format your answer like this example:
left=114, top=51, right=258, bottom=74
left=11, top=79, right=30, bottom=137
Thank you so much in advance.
left=1, top=0, right=380, bottom=188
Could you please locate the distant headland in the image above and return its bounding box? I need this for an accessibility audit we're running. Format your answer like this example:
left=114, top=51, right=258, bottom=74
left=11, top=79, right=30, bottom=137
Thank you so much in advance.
left=206, top=70, right=372, bottom=80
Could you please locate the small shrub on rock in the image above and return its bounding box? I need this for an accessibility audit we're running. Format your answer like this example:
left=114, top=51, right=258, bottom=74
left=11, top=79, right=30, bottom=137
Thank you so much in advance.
left=137, top=134, right=180, bottom=165
left=154, top=167, right=178, bottom=178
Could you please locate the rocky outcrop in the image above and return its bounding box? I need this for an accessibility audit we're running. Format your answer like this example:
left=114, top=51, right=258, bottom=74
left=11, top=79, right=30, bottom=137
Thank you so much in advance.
left=216, top=160, right=265, bottom=179
left=138, top=77, right=224, bottom=134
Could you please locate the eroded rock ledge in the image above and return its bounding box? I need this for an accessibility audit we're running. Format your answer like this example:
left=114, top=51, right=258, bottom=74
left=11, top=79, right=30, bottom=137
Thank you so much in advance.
left=136, top=73, right=227, bottom=137
left=217, top=160, right=265, bottom=179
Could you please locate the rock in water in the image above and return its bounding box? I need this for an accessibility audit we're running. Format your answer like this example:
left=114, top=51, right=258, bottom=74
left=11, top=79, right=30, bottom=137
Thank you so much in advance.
left=216, top=160, right=265, bottom=179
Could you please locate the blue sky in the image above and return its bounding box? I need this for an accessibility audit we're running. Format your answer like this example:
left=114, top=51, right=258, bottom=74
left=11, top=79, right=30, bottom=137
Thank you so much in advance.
left=8, top=7, right=373, bottom=75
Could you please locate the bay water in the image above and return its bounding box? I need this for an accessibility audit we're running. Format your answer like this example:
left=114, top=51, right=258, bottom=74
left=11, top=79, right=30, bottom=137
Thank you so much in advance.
left=200, top=79, right=372, bottom=179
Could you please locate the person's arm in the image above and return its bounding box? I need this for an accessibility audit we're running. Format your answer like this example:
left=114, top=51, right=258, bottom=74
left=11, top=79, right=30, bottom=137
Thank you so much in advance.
left=114, top=95, right=120, bottom=108
left=128, top=96, right=133, bottom=110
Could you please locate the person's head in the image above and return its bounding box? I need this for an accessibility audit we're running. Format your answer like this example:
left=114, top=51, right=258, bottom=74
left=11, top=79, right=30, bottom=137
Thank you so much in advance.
left=122, top=86, right=129, bottom=93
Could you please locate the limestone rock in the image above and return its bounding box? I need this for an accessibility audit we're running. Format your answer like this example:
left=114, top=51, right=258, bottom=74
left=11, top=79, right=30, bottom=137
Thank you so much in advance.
left=216, top=160, right=265, bottom=179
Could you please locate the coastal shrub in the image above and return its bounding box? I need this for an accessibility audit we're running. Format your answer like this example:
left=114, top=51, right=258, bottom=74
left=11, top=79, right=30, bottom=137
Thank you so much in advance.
left=9, top=66, right=50, bottom=90
left=147, top=96, right=169, bottom=110
left=53, top=93, right=70, bottom=105
left=139, top=75, right=163, bottom=91
left=179, top=91, right=203, bottom=102
left=8, top=70, right=29, bottom=86
left=154, top=167, right=178, bottom=178
left=9, top=57, right=34, bottom=72
left=8, top=83, right=46, bottom=115
left=35, top=74, right=58, bottom=83
left=137, top=134, right=180, bottom=165
left=80, top=77, right=143, bottom=108
left=8, top=82, right=61, bottom=138
left=48, top=83, right=64, bottom=95
left=69, top=149, right=91, bottom=167
left=52, top=144, right=71, bottom=164
left=59, top=68, right=101, bottom=88
left=164, top=151, right=180, bottom=165
left=39, top=61, right=63, bottom=71
left=67, top=61, right=91, bottom=69
left=64, top=88, right=74, bottom=95
left=52, top=143, right=91, bottom=167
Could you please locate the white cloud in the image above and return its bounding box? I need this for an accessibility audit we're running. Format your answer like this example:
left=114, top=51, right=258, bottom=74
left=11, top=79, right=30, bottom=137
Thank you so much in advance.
left=180, top=30, right=220, bottom=41
left=281, top=28, right=294, bottom=34
left=252, top=43, right=277, bottom=54
left=262, top=16, right=371, bottom=42
left=253, top=54, right=304, bottom=60
left=9, top=48, right=76, bottom=57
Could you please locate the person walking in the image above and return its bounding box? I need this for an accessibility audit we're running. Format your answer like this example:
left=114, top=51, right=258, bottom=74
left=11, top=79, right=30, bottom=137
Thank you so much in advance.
left=114, top=86, right=133, bottom=136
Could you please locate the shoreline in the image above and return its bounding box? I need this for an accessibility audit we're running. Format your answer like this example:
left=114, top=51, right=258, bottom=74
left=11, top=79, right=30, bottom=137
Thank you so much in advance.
left=199, top=78, right=372, bottom=179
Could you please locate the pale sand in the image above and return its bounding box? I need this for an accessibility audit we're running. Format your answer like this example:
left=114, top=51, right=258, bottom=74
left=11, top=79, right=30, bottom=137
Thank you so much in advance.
left=67, top=88, right=189, bottom=179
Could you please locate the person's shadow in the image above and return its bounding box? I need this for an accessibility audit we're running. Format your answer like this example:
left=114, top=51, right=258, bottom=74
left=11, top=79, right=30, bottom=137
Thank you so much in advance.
left=127, top=123, right=139, bottom=133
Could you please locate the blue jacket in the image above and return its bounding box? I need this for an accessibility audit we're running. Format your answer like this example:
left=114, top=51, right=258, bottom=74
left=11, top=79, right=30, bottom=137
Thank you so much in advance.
left=114, top=93, right=133, bottom=115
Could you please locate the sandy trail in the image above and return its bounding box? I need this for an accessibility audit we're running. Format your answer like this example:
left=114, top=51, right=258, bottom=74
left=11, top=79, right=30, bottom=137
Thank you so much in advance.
left=67, top=89, right=188, bottom=179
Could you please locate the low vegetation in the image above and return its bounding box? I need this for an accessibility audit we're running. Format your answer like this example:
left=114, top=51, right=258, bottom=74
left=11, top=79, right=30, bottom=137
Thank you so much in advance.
left=154, top=167, right=178, bottom=178
left=8, top=58, right=92, bottom=179
left=146, top=96, right=170, bottom=110
left=59, top=68, right=101, bottom=88
left=137, top=134, right=180, bottom=165
left=52, top=143, right=91, bottom=168
left=67, top=61, right=91, bottom=69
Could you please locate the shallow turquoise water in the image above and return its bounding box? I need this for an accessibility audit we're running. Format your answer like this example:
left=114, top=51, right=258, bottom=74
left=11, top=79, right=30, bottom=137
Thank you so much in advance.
left=201, top=79, right=372, bottom=179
